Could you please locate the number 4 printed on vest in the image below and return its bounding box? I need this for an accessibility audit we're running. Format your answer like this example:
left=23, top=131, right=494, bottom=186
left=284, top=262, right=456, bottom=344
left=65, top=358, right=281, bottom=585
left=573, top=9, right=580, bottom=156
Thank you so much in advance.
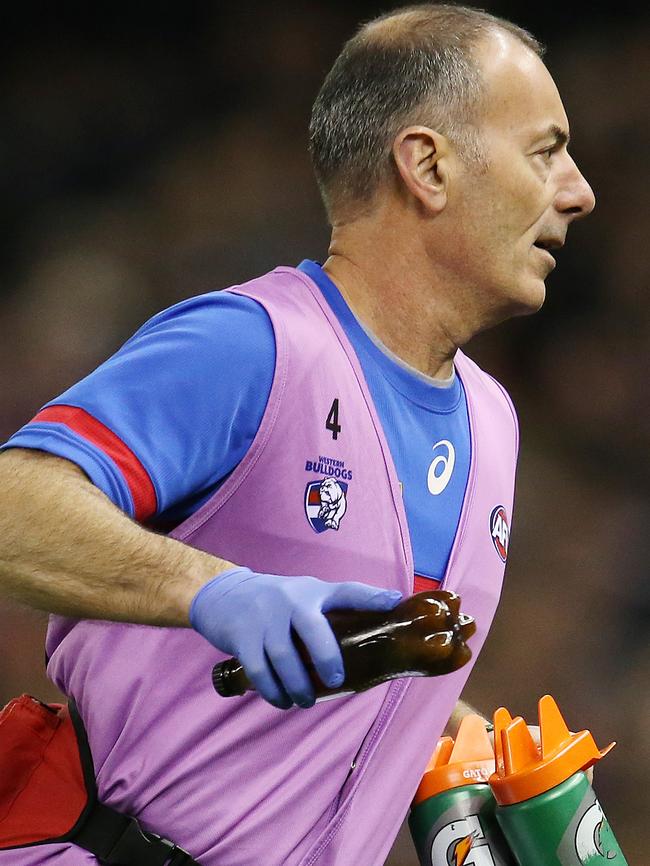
left=326, top=398, right=342, bottom=440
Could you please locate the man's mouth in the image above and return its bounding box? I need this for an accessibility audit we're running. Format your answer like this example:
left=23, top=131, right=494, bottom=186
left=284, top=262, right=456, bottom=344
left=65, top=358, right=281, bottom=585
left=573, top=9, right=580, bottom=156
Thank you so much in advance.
left=532, top=235, right=564, bottom=252
left=532, top=241, right=557, bottom=270
left=532, top=235, right=564, bottom=270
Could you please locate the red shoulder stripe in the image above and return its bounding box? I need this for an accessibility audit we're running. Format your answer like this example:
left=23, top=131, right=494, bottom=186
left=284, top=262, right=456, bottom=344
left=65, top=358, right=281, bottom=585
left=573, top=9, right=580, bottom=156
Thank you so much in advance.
left=31, top=405, right=157, bottom=521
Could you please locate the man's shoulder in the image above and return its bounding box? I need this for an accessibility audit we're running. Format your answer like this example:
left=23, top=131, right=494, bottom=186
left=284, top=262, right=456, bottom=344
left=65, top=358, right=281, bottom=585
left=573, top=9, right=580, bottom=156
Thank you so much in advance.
left=148, top=280, right=275, bottom=327
left=127, top=277, right=282, bottom=360
left=225, top=265, right=340, bottom=349
left=148, top=266, right=309, bottom=331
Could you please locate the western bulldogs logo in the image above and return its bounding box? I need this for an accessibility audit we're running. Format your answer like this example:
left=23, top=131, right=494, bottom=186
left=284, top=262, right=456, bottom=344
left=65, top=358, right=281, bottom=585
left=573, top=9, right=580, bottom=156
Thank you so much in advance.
left=305, top=478, right=348, bottom=533
left=490, top=505, right=509, bottom=562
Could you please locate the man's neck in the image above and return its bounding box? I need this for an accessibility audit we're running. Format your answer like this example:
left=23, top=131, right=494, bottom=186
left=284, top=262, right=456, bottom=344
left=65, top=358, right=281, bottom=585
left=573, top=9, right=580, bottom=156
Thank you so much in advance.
left=322, top=246, right=477, bottom=381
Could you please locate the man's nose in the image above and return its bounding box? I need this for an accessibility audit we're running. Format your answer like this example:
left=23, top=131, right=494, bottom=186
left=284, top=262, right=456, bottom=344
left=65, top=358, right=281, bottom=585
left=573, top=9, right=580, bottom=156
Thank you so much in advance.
left=555, top=154, right=596, bottom=220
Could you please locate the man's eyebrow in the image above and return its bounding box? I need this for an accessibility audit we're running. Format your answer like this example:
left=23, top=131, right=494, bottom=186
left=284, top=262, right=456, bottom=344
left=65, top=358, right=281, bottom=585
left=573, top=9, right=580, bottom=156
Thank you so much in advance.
left=541, top=124, right=570, bottom=147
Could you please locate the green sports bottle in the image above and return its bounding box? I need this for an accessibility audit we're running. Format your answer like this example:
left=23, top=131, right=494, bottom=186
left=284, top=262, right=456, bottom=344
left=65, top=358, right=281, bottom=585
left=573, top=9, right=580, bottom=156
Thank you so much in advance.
left=409, top=713, right=516, bottom=865
left=489, top=695, right=628, bottom=865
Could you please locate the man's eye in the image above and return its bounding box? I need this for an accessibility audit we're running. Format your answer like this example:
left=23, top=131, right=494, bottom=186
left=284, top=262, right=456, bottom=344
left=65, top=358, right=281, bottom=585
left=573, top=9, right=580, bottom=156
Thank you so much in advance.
left=538, top=147, right=554, bottom=161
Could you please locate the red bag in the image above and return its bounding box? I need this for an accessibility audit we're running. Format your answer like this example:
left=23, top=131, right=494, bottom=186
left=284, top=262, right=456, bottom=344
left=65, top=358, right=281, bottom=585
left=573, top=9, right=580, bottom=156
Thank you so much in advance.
left=0, top=694, right=93, bottom=848
left=0, top=695, right=197, bottom=865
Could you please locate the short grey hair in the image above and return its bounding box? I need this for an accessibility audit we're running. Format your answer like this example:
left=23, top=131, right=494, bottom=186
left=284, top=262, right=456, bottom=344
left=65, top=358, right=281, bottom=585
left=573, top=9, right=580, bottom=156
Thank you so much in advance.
left=309, top=4, right=544, bottom=221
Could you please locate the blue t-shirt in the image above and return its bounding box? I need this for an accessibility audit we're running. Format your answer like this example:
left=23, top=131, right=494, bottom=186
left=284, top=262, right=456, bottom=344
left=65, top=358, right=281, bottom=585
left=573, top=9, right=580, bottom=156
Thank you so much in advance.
left=2, top=261, right=471, bottom=584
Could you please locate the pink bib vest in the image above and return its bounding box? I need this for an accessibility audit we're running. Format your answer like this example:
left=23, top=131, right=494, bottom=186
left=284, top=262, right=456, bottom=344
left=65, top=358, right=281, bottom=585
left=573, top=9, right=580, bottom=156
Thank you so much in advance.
left=3, top=267, right=518, bottom=866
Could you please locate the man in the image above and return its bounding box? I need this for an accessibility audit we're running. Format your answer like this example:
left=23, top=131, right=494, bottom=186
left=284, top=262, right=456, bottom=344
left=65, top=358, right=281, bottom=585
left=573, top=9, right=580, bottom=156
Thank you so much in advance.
left=0, top=4, right=594, bottom=865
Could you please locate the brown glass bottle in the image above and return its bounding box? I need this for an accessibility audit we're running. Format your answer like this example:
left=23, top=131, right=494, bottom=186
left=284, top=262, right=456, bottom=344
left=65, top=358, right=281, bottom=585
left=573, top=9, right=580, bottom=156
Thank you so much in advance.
left=212, top=589, right=476, bottom=701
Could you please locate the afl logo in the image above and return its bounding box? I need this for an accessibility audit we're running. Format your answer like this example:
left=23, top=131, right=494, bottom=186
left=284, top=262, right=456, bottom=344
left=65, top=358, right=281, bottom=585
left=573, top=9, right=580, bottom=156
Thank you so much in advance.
left=489, top=506, right=510, bottom=562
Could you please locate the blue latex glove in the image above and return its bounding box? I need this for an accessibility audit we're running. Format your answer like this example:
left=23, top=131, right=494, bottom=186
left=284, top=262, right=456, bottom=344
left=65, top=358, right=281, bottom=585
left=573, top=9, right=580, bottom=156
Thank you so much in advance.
left=189, top=567, right=403, bottom=710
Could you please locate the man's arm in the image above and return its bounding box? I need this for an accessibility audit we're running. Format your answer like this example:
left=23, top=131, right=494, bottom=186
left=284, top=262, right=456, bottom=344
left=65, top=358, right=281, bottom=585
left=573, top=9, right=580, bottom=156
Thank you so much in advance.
left=0, top=447, right=402, bottom=709
left=0, top=448, right=226, bottom=625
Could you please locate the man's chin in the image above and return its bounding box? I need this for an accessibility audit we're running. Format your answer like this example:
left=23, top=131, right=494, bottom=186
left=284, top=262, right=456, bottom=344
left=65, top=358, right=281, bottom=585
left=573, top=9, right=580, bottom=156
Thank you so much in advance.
left=478, top=278, right=547, bottom=333
left=511, top=278, right=547, bottom=316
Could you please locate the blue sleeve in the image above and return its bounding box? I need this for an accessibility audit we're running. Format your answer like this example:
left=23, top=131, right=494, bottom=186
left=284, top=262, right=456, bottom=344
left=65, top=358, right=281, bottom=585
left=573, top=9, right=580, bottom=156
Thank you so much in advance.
left=1, top=291, right=276, bottom=523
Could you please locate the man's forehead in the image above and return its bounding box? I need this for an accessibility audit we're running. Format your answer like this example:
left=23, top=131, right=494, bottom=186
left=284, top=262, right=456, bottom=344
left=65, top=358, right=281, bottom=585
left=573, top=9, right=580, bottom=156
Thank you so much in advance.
left=477, top=30, right=569, bottom=140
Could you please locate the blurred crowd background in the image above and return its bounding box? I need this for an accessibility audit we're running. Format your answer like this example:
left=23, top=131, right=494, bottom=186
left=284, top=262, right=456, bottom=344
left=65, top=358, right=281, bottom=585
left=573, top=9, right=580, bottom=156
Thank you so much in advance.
left=0, top=1, right=647, bottom=861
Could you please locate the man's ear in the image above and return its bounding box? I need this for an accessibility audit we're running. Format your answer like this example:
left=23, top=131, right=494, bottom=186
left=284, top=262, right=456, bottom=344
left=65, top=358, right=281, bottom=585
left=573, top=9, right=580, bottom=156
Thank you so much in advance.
left=392, top=126, right=452, bottom=214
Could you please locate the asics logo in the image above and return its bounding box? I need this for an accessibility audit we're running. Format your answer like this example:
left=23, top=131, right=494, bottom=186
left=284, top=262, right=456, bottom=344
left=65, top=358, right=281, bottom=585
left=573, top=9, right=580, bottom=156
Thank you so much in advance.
left=427, top=440, right=455, bottom=495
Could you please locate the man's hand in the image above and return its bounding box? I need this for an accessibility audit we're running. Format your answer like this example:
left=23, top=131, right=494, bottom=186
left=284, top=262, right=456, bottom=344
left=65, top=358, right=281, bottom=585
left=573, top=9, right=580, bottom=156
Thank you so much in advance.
left=189, top=567, right=402, bottom=710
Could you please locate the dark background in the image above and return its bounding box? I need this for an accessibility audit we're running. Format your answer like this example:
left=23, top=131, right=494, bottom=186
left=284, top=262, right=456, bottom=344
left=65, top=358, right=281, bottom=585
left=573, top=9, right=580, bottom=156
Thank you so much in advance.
left=0, top=2, right=647, bottom=861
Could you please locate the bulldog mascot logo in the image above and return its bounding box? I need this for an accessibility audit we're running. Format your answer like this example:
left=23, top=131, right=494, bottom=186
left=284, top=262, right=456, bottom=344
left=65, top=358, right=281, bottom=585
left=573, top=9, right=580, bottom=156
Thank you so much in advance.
left=305, top=478, right=348, bottom=533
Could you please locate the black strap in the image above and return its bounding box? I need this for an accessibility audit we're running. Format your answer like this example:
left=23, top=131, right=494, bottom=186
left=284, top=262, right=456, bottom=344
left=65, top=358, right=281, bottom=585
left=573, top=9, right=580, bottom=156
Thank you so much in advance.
left=72, top=801, right=199, bottom=866
left=66, top=700, right=199, bottom=865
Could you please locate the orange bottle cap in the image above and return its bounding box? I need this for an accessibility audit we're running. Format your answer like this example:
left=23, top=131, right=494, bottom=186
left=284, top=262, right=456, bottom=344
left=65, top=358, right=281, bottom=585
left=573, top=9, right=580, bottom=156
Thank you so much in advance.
left=413, top=714, right=496, bottom=805
left=489, top=695, right=615, bottom=805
